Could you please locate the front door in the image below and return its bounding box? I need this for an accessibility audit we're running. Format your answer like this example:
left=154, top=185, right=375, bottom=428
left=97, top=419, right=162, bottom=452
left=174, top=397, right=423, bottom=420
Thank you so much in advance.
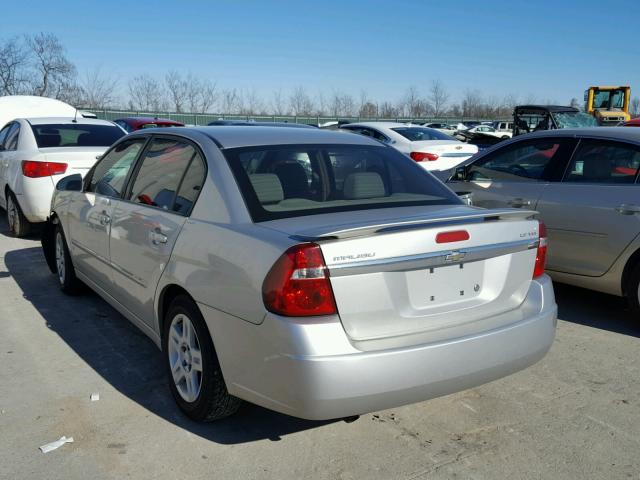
left=66, top=138, right=147, bottom=288
left=449, top=137, right=576, bottom=210
left=108, top=137, right=206, bottom=326
left=536, top=138, right=640, bottom=276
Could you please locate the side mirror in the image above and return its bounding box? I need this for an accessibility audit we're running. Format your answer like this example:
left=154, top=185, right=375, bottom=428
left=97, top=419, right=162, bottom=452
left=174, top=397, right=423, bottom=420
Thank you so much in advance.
left=56, top=173, right=83, bottom=192
left=453, top=165, right=467, bottom=181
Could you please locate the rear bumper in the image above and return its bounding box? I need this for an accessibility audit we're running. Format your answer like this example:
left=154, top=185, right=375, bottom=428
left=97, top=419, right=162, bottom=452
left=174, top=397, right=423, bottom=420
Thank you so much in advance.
left=200, top=275, right=557, bottom=420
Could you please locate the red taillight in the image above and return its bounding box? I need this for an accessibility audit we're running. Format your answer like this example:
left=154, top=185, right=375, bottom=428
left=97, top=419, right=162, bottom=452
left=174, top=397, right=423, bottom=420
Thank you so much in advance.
left=262, top=243, right=337, bottom=317
left=436, top=230, right=470, bottom=243
left=410, top=151, right=439, bottom=162
left=533, top=221, right=547, bottom=278
left=22, top=161, right=68, bottom=178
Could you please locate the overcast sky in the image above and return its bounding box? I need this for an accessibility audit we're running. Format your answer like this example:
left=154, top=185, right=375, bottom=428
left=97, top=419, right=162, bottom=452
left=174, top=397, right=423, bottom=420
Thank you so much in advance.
left=2, top=0, right=638, bottom=105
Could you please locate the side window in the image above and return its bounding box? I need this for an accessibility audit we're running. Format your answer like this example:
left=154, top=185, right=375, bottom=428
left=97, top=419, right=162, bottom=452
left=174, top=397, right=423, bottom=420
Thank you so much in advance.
left=115, top=120, right=131, bottom=133
left=5, top=123, right=20, bottom=150
left=0, top=125, right=11, bottom=148
left=88, top=139, right=146, bottom=197
left=369, top=129, right=388, bottom=142
left=127, top=138, right=197, bottom=212
left=563, top=139, right=640, bottom=184
left=468, top=139, right=571, bottom=182
left=174, top=154, right=206, bottom=215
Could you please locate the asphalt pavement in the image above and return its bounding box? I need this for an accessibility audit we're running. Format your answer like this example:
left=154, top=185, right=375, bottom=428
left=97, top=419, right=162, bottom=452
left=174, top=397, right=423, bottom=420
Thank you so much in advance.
left=0, top=218, right=638, bottom=480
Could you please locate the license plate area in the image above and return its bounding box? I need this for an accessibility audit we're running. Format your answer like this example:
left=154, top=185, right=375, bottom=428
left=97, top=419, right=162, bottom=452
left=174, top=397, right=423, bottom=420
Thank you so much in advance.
left=406, top=261, right=484, bottom=309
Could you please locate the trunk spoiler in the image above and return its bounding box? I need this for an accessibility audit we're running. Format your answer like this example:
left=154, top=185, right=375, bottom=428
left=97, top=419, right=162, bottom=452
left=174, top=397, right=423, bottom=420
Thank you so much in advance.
left=292, top=209, right=538, bottom=241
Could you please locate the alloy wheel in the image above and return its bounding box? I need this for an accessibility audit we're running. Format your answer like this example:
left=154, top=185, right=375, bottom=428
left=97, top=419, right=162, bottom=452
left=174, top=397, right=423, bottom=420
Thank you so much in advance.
left=55, top=232, right=65, bottom=285
left=7, top=195, right=18, bottom=232
left=167, top=313, right=203, bottom=403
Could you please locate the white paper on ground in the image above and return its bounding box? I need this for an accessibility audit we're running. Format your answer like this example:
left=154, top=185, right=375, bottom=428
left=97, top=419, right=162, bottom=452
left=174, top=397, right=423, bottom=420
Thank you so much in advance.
left=39, top=436, right=74, bottom=453
left=90, top=393, right=100, bottom=402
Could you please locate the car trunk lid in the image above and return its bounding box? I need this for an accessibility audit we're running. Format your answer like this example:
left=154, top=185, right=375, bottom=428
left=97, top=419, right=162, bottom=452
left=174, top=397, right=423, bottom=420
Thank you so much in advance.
left=263, top=206, right=540, bottom=341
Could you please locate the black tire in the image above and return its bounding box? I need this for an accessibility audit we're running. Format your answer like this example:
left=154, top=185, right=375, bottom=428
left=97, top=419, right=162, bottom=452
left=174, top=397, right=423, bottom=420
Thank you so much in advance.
left=162, top=295, right=241, bottom=422
left=6, top=191, right=31, bottom=237
left=626, top=263, right=640, bottom=316
left=54, top=224, right=83, bottom=294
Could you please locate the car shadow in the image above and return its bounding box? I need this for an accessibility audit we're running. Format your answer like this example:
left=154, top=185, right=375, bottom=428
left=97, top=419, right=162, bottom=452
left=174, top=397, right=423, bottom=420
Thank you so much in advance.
left=3, top=241, right=339, bottom=444
left=553, top=282, right=639, bottom=338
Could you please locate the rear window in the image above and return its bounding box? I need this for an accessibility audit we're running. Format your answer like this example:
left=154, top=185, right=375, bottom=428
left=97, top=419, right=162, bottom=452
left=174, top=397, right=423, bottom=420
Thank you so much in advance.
left=391, top=127, right=452, bottom=141
left=30, top=123, right=125, bottom=148
left=224, top=144, right=460, bottom=221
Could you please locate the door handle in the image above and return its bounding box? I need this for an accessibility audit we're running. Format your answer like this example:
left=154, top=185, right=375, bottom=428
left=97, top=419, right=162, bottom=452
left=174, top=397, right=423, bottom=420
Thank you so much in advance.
left=508, top=198, right=532, bottom=208
left=150, top=229, right=168, bottom=245
left=616, top=204, right=640, bottom=215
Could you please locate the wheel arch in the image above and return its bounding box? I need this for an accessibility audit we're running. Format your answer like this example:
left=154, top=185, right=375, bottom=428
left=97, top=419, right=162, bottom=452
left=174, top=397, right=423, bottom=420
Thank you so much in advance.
left=621, top=246, right=640, bottom=297
left=157, top=284, right=197, bottom=337
left=41, top=212, right=60, bottom=274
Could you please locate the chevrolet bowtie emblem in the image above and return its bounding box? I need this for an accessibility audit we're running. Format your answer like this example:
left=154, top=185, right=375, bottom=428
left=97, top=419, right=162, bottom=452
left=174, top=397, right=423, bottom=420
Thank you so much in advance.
left=445, top=251, right=466, bottom=262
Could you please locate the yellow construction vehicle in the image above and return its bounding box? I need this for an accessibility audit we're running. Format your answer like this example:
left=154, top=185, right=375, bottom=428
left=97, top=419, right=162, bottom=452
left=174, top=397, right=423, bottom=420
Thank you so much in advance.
left=584, top=86, right=631, bottom=125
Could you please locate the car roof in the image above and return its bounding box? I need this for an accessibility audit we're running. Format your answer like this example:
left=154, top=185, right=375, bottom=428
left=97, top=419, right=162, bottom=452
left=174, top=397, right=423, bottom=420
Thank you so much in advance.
left=515, top=105, right=579, bottom=113
left=344, top=122, right=411, bottom=129
left=116, top=117, right=184, bottom=126
left=516, top=127, right=640, bottom=143
left=25, top=117, right=118, bottom=126
left=207, top=120, right=315, bottom=128
left=132, top=125, right=383, bottom=149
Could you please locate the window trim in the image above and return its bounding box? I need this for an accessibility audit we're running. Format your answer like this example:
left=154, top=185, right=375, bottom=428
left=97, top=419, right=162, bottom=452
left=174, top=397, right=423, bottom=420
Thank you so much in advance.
left=121, top=134, right=208, bottom=217
left=84, top=136, right=151, bottom=197
left=560, top=137, right=640, bottom=186
left=4, top=122, right=20, bottom=151
left=468, top=137, right=577, bottom=183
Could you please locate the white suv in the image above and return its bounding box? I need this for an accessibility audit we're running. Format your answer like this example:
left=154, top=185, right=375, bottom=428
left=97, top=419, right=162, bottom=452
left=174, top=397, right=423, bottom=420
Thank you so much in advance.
left=0, top=117, right=124, bottom=236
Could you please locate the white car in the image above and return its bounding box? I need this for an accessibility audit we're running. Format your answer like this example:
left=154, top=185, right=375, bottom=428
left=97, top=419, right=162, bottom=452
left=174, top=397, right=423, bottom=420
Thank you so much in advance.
left=461, top=125, right=513, bottom=140
left=423, top=123, right=457, bottom=136
left=341, top=122, right=478, bottom=171
left=0, top=117, right=125, bottom=236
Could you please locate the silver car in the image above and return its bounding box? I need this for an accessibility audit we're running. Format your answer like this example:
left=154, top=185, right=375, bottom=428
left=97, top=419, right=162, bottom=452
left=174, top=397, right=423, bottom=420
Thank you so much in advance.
left=448, top=127, right=640, bottom=314
left=42, top=127, right=557, bottom=421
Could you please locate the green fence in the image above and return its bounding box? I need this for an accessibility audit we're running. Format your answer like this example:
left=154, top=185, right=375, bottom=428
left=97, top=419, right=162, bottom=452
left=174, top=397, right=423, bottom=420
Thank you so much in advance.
left=92, top=109, right=506, bottom=126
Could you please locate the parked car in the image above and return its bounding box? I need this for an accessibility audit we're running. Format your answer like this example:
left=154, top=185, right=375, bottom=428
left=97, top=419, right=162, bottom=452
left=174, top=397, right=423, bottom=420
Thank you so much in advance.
left=423, top=123, right=457, bottom=136
left=208, top=120, right=315, bottom=128
left=0, top=117, right=125, bottom=236
left=340, top=122, right=478, bottom=171
left=447, top=127, right=640, bottom=313
left=623, top=118, right=640, bottom=127
left=513, top=105, right=597, bottom=136
left=0, top=95, right=78, bottom=129
left=457, top=125, right=512, bottom=140
left=491, top=121, right=514, bottom=132
left=42, top=126, right=556, bottom=422
left=114, top=117, right=185, bottom=132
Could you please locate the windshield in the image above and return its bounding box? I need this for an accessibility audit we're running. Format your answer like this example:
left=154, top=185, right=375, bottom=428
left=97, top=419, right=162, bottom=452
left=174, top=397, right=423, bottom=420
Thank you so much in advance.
left=391, top=127, right=453, bottom=141
left=31, top=124, right=125, bottom=148
left=552, top=112, right=598, bottom=128
left=224, top=144, right=460, bottom=221
left=593, top=89, right=625, bottom=109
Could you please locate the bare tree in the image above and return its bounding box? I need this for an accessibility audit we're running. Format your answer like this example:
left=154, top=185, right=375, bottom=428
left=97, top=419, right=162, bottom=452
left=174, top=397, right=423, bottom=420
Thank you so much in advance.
left=271, top=88, right=287, bottom=115
left=240, top=88, right=265, bottom=115
left=462, top=89, right=483, bottom=117
left=630, top=97, right=640, bottom=117
left=128, top=74, right=166, bottom=111
left=0, top=37, right=29, bottom=95
left=329, top=89, right=355, bottom=117
left=165, top=70, right=188, bottom=112
left=80, top=66, right=118, bottom=109
left=289, top=86, right=314, bottom=116
left=429, top=80, right=449, bottom=117
left=25, top=32, right=76, bottom=97
left=360, top=101, right=378, bottom=118
left=402, top=86, right=429, bottom=117
left=220, top=88, right=240, bottom=114
left=379, top=101, right=399, bottom=118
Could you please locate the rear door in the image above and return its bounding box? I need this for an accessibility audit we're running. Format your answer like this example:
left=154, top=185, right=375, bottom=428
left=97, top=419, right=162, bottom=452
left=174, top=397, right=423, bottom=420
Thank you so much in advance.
left=450, top=137, right=576, bottom=209
left=66, top=138, right=147, bottom=288
left=0, top=124, right=12, bottom=208
left=536, top=138, right=640, bottom=276
left=108, top=137, right=206, bottom=326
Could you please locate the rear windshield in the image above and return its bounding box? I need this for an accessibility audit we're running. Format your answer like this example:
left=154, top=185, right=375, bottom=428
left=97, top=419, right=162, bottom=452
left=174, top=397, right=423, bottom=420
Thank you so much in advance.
left=30, top=124, right=125, bottom=148
left=223, top=144, right=460, bottom=221
left=391, top=127, right=452, bottom=141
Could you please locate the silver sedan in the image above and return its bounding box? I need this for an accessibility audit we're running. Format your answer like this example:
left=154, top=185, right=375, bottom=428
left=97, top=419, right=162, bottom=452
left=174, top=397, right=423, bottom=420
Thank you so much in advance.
left=42, top=126, right=556, bottom=421
left=447, top=127, right=640, bottom=315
